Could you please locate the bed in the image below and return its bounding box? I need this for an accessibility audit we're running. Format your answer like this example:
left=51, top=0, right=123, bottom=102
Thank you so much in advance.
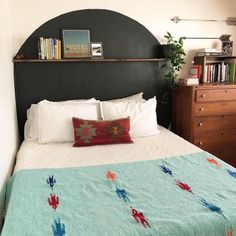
left=3, top=126, right=236, bottom=235
left=3, top=9, right=236, bottom=236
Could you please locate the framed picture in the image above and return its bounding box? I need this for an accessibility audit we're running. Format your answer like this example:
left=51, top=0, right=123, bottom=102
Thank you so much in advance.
left=62, top=29, right=91, bottom=58
left=91, top=42, right=103, bottom=59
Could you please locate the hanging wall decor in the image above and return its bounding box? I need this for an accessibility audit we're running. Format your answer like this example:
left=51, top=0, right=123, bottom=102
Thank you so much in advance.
left=171, top=16, right=236, bottom=26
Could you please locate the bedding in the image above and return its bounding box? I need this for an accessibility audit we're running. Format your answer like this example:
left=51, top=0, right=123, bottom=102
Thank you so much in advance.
left=3, top=127, right=236, bottom=236
left=14, top=126, right=200, bottom=172
left=38, top=101, right=100, bottom=144
left=2, top=152, right=236, bottom=235
left=24, top=99, right=98, bottom=141
left=101, top=97, right=160, bottom=138
left=24, top=92, right=144, bottom=141
left=72, top=117, right=133, bottom=146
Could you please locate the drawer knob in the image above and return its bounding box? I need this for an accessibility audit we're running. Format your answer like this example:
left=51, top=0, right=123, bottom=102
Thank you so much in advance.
left=199, top=141, right=203, bottom=145
left=200, top=94, right=206, bottom=98
left=198, top=122, right=203, bottom=126
left=199, top=107, right=204, bottom=111
left=225, top=90, right=228, bottom=93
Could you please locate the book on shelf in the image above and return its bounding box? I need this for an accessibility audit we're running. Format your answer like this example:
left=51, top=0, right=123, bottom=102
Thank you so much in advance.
left=177, top=76, right=199, bottom=85
left=203, top=61, right=235, bottom=83
left=197, top=48, right=222, bottom=57
left=38, top=37, right=62, bottom=60
left=197, top=52, right=222, bottom=57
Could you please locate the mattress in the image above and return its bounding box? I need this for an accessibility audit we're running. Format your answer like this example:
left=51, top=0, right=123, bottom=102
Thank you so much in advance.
left=4, top=127, right=236, bottom=236
left=14, top=126, right=201, bottom=173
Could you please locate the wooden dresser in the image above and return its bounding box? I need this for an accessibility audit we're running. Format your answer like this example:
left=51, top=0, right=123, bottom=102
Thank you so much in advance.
left=172, top=83, right=236, bottom=167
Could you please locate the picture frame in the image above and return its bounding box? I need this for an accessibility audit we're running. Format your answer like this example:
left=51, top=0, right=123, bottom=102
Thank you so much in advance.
left=62, top=29, right=91, bottom=58
left=91, top=42, right=103, bottom=59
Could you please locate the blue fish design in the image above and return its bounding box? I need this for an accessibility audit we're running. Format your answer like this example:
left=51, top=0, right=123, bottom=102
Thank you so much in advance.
left=52, top=217, right=65, bottom=236
left=227, top=170, right=236, bottom=178
left=47, top=175, right=56, bottom=190
left=115, top=186, right=130, bottom=203
left=160, top=165, right=173, bottom=177
left=201, top=199, right=226, bottom=218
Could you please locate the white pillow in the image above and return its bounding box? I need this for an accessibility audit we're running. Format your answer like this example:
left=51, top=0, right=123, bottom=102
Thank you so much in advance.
left=38, top=100, right=99, bottom=144
left=24, top=98, right=97, bottom=141
left=108, top=92, right=144, bottom=102
left=101, top=97, right=160, bottom=138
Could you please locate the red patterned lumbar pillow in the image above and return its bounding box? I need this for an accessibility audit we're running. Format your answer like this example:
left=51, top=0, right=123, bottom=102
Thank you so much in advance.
left=72, top=117, right=133, bottom=146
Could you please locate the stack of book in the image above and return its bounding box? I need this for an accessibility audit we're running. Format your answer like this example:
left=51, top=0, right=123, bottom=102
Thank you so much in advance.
left=38, top=37, right=62, bottom=60
left=203, top=62, right=235, bottom=83
left=197, top=48, right=222, bottom=57
left=178, top=76, right=199, bottom=85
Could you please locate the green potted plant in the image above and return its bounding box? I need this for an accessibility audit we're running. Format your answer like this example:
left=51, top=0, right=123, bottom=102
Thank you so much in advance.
left=162, top=32, right=186, bottom=87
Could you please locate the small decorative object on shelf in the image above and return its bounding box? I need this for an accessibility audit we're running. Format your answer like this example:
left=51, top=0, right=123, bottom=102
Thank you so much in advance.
left=91, top=42, right=103, bottom=59
left=14, top=54, right=24, bottom=60
left=220, top=34, right=233, bottom=56
left=190, top=65, right=202, bottom=79
left=38, top=37, right=61, bottom=60
left=62, top=29, right=90, bottom=58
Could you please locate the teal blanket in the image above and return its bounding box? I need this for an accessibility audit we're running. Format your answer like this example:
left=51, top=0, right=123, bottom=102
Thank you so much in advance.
left=2, top=151, right=236, bottom=236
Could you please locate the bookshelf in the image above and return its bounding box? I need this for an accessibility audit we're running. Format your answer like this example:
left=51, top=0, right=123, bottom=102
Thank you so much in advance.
left=193, top=56, right=236, bottom=84
left=13, top=58, right=166, bottom=63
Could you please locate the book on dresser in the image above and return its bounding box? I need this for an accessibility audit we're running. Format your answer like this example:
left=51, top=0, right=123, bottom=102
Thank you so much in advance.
left=193, top=55, right=236, bottom=84
left=171, top=84, right=236, bottom=167
left=177, top=76, right=199, bottom=85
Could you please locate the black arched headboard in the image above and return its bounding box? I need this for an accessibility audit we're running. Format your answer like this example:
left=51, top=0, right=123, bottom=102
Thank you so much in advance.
left=14, top=9, right=170, bottom=141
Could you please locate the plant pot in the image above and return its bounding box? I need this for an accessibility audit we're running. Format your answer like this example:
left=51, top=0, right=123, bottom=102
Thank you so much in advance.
left=161, top=44, right=173, bottom=58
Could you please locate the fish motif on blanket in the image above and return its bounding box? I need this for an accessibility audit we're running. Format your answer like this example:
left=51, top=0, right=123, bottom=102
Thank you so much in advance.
left=227, top=170, right=236, bottom=178
left=226, top=228, right=234, bottom=236
left=52, top=217, right=65, bottom=236
left=160, top=165, right=173, bottom=177
left=115, top=186, right=130, bottom=203
left=48, top=193, right=59, bottom=210
left=106, top=171, right=117, bottom=182
left=131, top=208, right=151, bottom=228
left=175, top=179, right=193, bottom=193
left=46, top=175, right=56, bottom=190
left=207, top=158, right=221, bottom=167
left=200, top=199, right=226, bottom=218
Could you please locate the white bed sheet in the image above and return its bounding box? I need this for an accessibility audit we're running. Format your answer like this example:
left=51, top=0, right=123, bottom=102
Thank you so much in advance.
left=14, top=126, right=201, bottom=173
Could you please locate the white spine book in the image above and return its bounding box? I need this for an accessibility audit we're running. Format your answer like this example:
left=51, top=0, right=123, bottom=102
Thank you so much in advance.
left=221, top=63, right=226, bottom=82
left=40, top=37, right=44, bottom=60
left=203, top=65, right=208, bottom=83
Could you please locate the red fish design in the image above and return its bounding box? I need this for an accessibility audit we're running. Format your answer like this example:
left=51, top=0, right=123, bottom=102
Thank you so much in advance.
left=48, top=193, right=59, bottom=210
left=106, top=171, right=117, bottom=182
left=207, top=158, right=221, bottom=167
left=131, top=208, right=151, bottom=228
left=226, top=228, right=234, bottom=236
left=175, top=179, right=193, bottom=193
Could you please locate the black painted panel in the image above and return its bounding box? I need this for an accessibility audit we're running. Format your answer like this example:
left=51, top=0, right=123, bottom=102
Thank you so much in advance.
left=14, top=9, right=170, bottom=141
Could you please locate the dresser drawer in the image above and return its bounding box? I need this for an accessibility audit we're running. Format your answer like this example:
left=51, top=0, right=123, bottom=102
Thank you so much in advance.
left=194, top=115, right=236, bottom=133
left=196, top=89, right=236, bottom=102
left=194, top=130, right=236, bottom=150
left=195, top=101, right=236, bottom=116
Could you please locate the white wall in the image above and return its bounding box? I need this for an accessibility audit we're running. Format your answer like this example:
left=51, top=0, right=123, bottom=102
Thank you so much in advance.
left=9, top=0, right=236, bottom=76
left=0, top=0, right=19, bottom=230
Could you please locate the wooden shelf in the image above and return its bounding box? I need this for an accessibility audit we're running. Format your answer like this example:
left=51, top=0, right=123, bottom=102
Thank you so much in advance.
left=13, top=58, right=167, bottom=63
